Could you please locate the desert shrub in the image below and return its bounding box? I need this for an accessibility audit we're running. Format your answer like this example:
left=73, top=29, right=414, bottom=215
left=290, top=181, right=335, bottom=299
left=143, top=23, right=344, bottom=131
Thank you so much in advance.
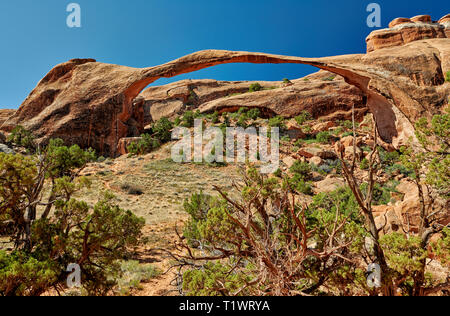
left=338, top=120, right=353, bottom=130
left=360, top=158, right=369, bottom=170
left=445, top=70, right=450, bottom=82
left=0, top=137, right=145, bottom=296
left=152, top=117, right=173, bottom=143
left=283, top=78, right=292, bottom=84
left=127, top=134, right=160, bottom=156
left=316, top=131, right=331, bottom=144
left=116, top=260, right=160, bottom=296
left=360, top=181, right=398, bottom=206
left=120, top=183, right=144, bottom=196
left=290, top=160, right=312, bottom=180
left=179, top=168, right=369, bottom=296
left=295, top=111, right=313, bottom=125
left=207, top=111, right=220, bottom=124
left=246, top=108, right=261, bottom=120
left=268, top=116, right=286, bottom=129
left=7, top=125, right=36, bottom=151
left=183, top=262, right=252, bottom=296
left=323, top=75, right=336, bottom=81
left=288, top=161, right=313, bottom=195
left=181, top=111, right=195, bottom=128
left=249, top=82, right=263, bottom=92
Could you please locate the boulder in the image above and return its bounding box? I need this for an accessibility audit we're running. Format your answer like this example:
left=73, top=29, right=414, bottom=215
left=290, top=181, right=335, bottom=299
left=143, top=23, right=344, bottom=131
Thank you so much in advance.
left=314, top=176, right=345, bottom=193
left=312, top=121, right=335, bottom=133
left=309, top=156, right=323, bottom=166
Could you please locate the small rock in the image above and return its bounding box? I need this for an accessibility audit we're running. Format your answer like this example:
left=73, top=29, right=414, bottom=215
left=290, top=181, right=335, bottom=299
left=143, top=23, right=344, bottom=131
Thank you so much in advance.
left=309, top=156, right=323, bottom=166
left=0, top=144, right=14, bottom=154
left=282, top=156, right=297, bottom=168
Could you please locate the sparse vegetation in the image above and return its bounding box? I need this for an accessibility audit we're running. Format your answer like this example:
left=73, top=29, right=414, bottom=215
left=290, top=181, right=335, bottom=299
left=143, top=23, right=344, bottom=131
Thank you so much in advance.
left=249, top=82, right=263, bottom=92
left=295, top=111, right=313, bottom=125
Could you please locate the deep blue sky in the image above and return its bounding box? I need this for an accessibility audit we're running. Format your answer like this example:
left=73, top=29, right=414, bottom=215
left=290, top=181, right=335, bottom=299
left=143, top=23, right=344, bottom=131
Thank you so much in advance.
left=0, top=0, right=446, bottom=109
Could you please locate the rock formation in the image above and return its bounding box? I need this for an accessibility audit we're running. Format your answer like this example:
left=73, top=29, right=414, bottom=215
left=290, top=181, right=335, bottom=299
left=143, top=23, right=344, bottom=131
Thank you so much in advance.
left=138, top=73, right=366, bottom=125
left=366, top=14, right=450, bottom=52
left=0, top=109, right=15, bottom=127
left=1, top=14, right=449, bottom=156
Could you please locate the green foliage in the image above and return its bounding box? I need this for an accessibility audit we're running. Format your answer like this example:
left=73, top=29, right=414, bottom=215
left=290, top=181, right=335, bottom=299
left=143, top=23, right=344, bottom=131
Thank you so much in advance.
left=46, top=138, right=96, bottom=178
left=401, top=107, right=449, bottom=198
left=152, top=117, right=173, bottom=143
left=117, top=260, right=160, bottom=296
left=127, top=134, right=160, bottom=156
left=7, top=125, right=36, bottom=151
left=283, top=78, right=292, bottom=84
left=0, top=137, right=145, bottom=296
left=295, top=111, right=313, bottom=125
left=316, top=131, right=331, bottom=144
left=445, top=70, right=450, bottom=82
left=360, top=158, right=369, bottom=170
left=180, top=168, right=370, bottom=296
left=380, top=233, right=427, bottom=275
left=360, top=181, right=399, bottom=206
left=288, top=161, right=313, bottom=195
left=338, top=120, right=353, bottom=130
left=268, top=116, right=286, bottom=129
left=249, top=82, right=263, bottom=92
left=183, top=262, right=252, bottom=296
left=323, top=75, right=336, bottom=81
left=181, top=111, right=195, bottom=128
left=246, top=108, right=261, bottom=120
left=431, top=227, right=450, bottom=266
left=0, top=251, right=58, bottom=296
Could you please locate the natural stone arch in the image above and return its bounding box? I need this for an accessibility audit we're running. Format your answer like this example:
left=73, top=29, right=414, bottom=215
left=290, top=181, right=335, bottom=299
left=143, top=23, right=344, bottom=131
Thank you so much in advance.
left=3, top=47, right=432, bottom=157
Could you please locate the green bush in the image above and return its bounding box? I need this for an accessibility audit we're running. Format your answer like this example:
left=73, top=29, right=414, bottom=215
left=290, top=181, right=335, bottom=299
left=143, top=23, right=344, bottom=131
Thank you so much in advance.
left=268, top=116, right=286, bottom=129
left=117, top=260, right=160, bottom=296
left=295, top=111, right=313, bottom=125
left=288, top=161, right=314, bottom=195
left=360, top=158, right=369, bottom=170
left=249, top=83, right=263, bottom=92
left=181, top=111, right=195, bottom=128
left=316, top=131, right=331, bottom=143
left=283, top=78, right=292, bottom=84
left=152, top=117, right=173, bottom=143
left=127, top=134, right=160, bottom=156
left=445, top=70, right=450, bottom=82
left=7, top=125, right=36, bottom=151
left=246, top=108, right=261, bottom=120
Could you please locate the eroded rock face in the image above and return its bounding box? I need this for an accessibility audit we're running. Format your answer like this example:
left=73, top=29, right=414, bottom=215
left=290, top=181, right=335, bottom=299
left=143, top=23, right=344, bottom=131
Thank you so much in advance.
left=139, top=73, right=366, bottom=125
left=366, top=14, right=450, bottom=52
left=1, top=28, right=449, bottom=156
left=0, top=109, right=15, bottom=127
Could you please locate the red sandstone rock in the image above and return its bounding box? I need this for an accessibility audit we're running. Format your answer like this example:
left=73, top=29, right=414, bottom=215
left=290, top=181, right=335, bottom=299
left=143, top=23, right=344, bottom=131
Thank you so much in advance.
left=1, top=21, right=449, bottom=156
left=389, top=18, right=412, bottom=28
left=0, top=109, right=15, bottom=127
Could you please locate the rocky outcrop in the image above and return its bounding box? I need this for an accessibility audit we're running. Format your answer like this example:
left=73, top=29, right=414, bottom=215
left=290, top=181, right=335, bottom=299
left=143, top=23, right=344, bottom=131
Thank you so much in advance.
left=0, top=109, right=15, bottom=127
left=366, top=14, right=450, bottom=52
left=1, top=27, right=449, bottom=156
left=139, top=73, right=366, bottom=125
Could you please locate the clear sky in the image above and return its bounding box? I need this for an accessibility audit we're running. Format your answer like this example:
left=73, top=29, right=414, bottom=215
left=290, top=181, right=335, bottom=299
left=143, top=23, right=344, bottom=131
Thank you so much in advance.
left=0, top=0, right=447, bottom=109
